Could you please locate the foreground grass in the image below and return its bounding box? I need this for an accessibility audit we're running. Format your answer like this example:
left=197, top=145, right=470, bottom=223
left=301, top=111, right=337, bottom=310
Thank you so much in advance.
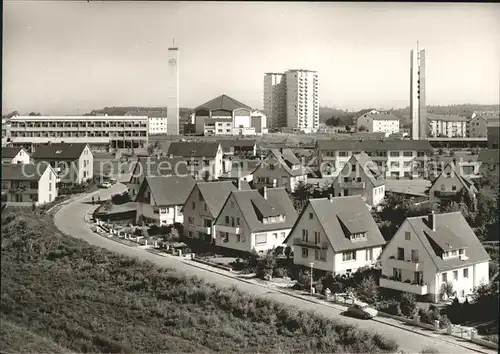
left=0, top=211, right=399, bottom=353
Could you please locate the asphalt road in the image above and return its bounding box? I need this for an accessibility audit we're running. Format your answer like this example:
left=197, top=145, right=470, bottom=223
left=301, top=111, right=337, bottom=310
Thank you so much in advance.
left=54, top=183, right=493, bottom=354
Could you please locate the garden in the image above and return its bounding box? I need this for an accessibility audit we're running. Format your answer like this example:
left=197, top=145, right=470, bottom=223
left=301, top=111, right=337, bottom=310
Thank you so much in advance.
left=0, top=210, right=400, bottom=353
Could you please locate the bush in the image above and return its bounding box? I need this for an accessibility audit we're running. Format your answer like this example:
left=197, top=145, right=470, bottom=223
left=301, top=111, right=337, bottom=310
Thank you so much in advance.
left=272, top=267, right=289, bottom=278
left=314, top=283, right=324, bottom=294
left=111, top=192, right=131, bottom=205
left=322, top=272, right=345, bottom=294
left=297, top=270, right=312, bottom=290
left=355, top=276, right=379, bottom=304
left=400, top=292, right=417, bottom=317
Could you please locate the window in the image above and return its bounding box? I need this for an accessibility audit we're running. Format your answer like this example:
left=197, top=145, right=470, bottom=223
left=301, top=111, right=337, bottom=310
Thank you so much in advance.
left=366, top=248, right=373, bottom=261
left=199, top=192, right=203, bottom=202
left=405, top=231, right=411, bottom=240
left=255, top=233, right=267, bottom=244
left=403, top=151, right=413, bottom=157
left=192, top=202, right=196, bottom=210
left=390, top=151, right=400, bottom=157
left=351, top=164, right=356, bottom=172
left=314, top=231, right=320, bottom=244
left=302, top=229, right=308, bottom=241
left=397, top=247, right=405, bottom=260
left=463, top=268, right=469, bottom=278
left=188, top=217, right=194, bottom=226
left=204, top=203, right=207, bottom=211
left=342, top=251, right=356, bottom=262
left=459, top=249, right=464, bottom=256
left=451, top=185, right=457, bottom=191
left=451, top=250, right=457, bottom=257
left=273, top=233, right=278, bottom=239
left=30, top=182, right=38, bottom=189
left=301, top=247, right=309, bottom=258
left=231, top=217, right=235, bottom=227
left=49, top=183, right=52, bottom=192
left=309, top=213, right=313, bottom=220
left=188, top=231, right=194, bottom=238
left=411, top=250, right=419, bottom=263
left=236, top=217, right=240, bottom=226
left=220, top=232, right=229, bottom=242
left=237, top=234, right=242, bottom=242
left=339, top=151, right=347, bottom=157
left=453, top=270, right=458, bottom=280
left=315, top=249, right=326, bottom=261
left=442, top=273, right=447, bottom=282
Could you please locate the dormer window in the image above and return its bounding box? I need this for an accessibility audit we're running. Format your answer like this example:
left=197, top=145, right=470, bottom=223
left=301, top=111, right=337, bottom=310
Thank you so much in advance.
left=350, top=232, right=367, bottom=242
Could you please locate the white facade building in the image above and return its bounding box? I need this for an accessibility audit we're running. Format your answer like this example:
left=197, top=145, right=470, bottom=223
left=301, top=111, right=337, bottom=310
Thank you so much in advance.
left=285, top=70, right=319, bottom=133
left=356, top=111, right=400, bottom=137
left=167, top=46, right=180, bottom=135
left=428, top=114, right=467, bottom=138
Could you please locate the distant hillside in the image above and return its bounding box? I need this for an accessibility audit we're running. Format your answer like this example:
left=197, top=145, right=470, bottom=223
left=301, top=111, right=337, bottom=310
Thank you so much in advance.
left=319, top=106, right=351, bottom=123
left=85, top=107, right=194, bottom=118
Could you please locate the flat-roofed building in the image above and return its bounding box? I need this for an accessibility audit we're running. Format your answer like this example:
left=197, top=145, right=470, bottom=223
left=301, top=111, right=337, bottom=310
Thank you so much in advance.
left=428, top=113, right=467, bottom=138
left=8, top=115, right=148, bottom=150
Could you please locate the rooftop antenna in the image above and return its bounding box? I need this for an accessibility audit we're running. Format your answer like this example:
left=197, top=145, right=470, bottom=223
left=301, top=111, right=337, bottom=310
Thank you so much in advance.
left=172, top=38, right=175, bottom=47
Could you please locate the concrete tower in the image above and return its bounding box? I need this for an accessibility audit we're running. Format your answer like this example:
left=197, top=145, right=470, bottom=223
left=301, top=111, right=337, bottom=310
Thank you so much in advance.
left=167, top=42, right=179, bottom=135
left=410, top=42, right=427, bottom=140
left=263, top=73, right=287, bottom=129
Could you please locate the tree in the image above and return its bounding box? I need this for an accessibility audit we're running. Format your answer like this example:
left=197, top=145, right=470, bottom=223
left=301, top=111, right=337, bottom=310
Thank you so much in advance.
left=291, top=181, right=314, bottom=201
left=440, top=281, right=455, bottom=298
left=284, top=246, right=293, bottom=260
left=400, top=292, right=417, bottom=317
left=28, top=112, right=41, bottom=116
left=355, top=276, right=379, bottom=304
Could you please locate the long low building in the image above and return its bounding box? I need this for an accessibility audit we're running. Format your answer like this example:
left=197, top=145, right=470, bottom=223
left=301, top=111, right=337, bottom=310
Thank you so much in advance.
left=8, top=115, right=149, bottom=150
left=316, top=139, right=433, bottom=179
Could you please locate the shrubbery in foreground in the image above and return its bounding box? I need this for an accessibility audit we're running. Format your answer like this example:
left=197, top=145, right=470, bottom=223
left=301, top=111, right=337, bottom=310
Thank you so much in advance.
left=1, top=211, right=399, bottom=353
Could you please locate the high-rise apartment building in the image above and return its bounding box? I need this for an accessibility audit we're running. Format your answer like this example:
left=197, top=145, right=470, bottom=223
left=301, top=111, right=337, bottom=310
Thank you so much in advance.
left=263, top=73, right=286, bottom=129
left=167, top=45, right=180, bottom=135
left=410, top=43, right=427, bottom=140
left=263, top=69, right=319, bottom=133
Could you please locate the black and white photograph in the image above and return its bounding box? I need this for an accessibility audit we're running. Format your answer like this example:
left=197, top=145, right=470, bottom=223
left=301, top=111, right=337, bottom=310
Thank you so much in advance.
left=1, top=2, right=499, bottom=354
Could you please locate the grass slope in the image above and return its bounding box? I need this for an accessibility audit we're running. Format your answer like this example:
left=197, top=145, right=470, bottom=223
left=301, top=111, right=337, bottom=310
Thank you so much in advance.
left=0, top=211, right=398, bottom=353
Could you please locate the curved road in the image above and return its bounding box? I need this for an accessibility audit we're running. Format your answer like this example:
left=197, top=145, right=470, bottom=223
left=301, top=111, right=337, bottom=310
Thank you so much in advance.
left=54, top=184, right=493, bottom=354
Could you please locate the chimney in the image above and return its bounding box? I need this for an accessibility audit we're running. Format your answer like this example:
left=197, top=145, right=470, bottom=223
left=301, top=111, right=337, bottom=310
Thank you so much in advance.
left=237, top=179, right=241, bottom=190
left=328, top=194, right=333, bottom=202
left=263, top=186, right=267, bottom=200
left=428, top=210, right=436, bottom=231
left=279, top=147, right=283, bottom=153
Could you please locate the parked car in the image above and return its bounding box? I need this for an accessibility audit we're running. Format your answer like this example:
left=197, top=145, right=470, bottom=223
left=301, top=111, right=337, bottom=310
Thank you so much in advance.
left=98, top=182, right=112, bottom=189
left=346, top=301, right=378, bottom=319
left=109, top=178, right=117, bottom=185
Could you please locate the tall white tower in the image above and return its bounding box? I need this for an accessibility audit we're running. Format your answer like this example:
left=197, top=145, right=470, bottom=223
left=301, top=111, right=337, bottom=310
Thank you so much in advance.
left=285, top=69, right=319, bottom=133
left=410, top=42, right=427, bottom=140
left=167, top=42, right=179, bottom=135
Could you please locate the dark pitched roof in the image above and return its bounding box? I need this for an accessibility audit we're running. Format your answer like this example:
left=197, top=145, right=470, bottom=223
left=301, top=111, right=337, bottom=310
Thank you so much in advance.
left=429, top=162, right=478, bottom=195
left=129, top=157, right=191, bottom=182
left=1, top=147, right=25, bottom=159
left=32, top=143, right=89, bottom=160
left=218, top=139, right=256, bottom=149
left=316, top=139, right=432, bottom=152
left=427, top=113, right=467, bottom=122
left=334, top=153, right=386, bottom=187
left=167, top=142, right=220, bottom=158
left=253, top=148, right=305, bottom=177
left=195, top=94, right=251, bottom=112
left=285, top=196, right=385, bottom=252
left=140, top=176, right=196, bottom=206
left=360, top=112, right=400, bottom=121
left=1, top=163, right=50, bottom=181
left=194, top=181, right=237, bottom=218
left=125, top=109, right=167, bottom=117
left=221, top=188, right=297, bottom=233
left=405, top=212, right=490, bottom=271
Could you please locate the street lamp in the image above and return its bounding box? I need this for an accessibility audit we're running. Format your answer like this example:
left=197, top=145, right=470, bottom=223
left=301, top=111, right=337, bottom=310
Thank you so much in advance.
left=309, top=262, right=314, bottom=294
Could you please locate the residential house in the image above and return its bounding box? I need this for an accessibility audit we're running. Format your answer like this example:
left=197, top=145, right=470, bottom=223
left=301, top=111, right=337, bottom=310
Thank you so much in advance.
left=252, top=148, right=307, bottom=192
left=1, top=147, right=31, bottom=164
left=467, top=112, right=499, bottom=138
left=428, top=162, right=478, bottom=208
left=331, top=153, right=386, bottom=207
left=167, top=141, right=224, bottom=179
left=182, top=181, right=239, bottom=242
left=429, top=154, right=480, bottom=180
left=379, top=211, right=490, bottom=303
left=356, top=111, right=400, bottom=137
left=213, top=187, right=298, bottom=253
left=428, top=114, right=467, bottom=138
left=127, top=157, right=190, bottom=199
left=284, top=195, right=386, bottom=275
left=32, top=143, right=93, bottom=185
left=135, top=175, right=196, bottom=226
left=316, top=139, right=432, bottom=179
left=218, top=139, right=257, bottom=157
left=1, top=163, right=57, bottom=205
left=487, top=119, right=499, bottom=149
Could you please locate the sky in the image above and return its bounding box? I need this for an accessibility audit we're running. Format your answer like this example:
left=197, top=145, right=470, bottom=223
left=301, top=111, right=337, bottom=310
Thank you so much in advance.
left=3, top=1, right=500, bottom=115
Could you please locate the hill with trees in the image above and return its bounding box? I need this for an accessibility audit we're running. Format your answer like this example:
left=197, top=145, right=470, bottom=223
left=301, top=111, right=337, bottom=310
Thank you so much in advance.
left=0, top=209, right=399, bottom=353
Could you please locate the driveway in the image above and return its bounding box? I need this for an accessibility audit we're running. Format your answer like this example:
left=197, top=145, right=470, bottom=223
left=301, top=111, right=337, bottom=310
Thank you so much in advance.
left=54, top=183, right=494, bottom=354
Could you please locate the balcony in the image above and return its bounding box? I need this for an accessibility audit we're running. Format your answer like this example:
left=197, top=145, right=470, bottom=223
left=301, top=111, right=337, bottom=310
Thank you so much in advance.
left=216, top=225, right=241, bottom=234
left=379, top=278, right=428, bottom=295
left=386, top=257, right=422, bottom=271
left=339, top=181, right=366, bottom=189
left=434, top=190, right=458, bottom=198
left=193, top=225, right=212, bottom=235
left=293, top=237, right=328, bottom=249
